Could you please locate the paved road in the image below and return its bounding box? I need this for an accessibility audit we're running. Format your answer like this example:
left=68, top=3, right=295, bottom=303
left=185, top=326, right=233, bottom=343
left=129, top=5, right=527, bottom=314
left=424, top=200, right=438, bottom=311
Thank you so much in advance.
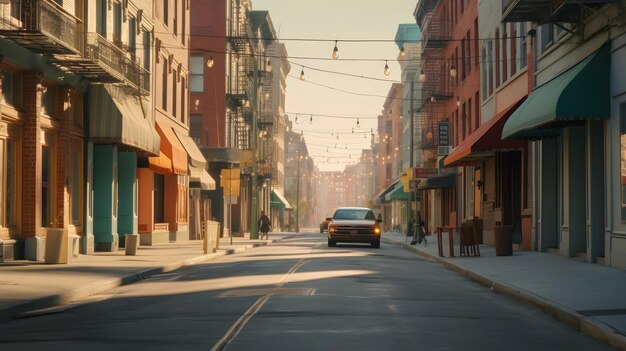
left=0, top=233, right=616, bottom=350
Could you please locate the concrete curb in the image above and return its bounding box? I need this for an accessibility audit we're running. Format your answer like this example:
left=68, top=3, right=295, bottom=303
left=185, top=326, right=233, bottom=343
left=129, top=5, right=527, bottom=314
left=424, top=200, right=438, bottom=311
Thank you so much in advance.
left=0, top=237, right=289, bottom=323
left=383, top=237, right=626, bottom=350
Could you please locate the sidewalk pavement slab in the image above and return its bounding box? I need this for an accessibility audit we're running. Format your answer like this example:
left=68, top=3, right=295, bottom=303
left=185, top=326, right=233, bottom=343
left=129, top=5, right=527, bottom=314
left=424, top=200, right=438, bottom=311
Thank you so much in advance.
left=382, top=232, right=626, bottom=350
left=0, top=233, right=294, bottom=323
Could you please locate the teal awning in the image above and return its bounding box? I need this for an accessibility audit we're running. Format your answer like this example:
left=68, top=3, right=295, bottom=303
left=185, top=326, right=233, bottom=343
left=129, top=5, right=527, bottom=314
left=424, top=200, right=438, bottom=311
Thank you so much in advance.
left=375, top=181, right=398, bottom=205
left=502, top=44, right=609, bottom=140
left=271, top=189, right=292, bottom=209
left=385, top=182, right=411, bottom=202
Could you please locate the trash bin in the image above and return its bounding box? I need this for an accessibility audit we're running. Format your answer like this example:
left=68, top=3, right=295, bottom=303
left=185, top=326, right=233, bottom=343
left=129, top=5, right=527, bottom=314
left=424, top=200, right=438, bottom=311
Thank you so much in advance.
left=124, top=234, right=139, bottom=256
left=45, top=228, right=69, bottom=264
left=494, top=225, right=513, bottom=256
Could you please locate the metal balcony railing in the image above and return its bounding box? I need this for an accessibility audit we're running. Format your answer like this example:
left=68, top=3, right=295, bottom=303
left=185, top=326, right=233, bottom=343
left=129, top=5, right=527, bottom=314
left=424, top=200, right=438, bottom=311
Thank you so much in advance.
left=0, top=0, right=82, bottom=55
left=84, top=33, right=149, bottom=94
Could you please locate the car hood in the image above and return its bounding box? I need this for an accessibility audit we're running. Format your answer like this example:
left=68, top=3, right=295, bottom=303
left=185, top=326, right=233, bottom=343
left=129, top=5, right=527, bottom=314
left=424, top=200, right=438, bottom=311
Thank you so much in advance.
left=330, top=219, right=377, bottom=226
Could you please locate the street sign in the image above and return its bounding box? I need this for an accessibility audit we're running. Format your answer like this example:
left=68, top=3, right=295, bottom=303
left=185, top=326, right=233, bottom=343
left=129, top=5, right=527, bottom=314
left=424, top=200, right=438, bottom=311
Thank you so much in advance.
left=414, top=167, right=438, bottom=179
left=220, top=168, right=241, bottom=197
left=438, top=121, right=450, bottom=146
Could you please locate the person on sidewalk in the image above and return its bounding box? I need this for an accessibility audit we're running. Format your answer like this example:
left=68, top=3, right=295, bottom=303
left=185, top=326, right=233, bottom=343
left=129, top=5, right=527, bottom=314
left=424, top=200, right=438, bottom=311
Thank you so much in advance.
left=259, top=211, right=271, bottom=240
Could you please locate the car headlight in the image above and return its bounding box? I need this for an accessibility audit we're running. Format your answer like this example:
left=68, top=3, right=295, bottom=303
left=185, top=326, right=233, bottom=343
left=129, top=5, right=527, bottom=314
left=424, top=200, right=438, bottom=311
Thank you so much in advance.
left=329, top=226, right=336, bottom=233
left=374, top=227, right=381, bottom=234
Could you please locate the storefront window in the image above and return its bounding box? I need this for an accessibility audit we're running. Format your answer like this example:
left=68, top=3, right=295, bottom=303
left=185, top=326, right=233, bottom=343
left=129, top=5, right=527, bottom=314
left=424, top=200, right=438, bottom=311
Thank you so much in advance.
left=619, top=102, right=626, bottom=222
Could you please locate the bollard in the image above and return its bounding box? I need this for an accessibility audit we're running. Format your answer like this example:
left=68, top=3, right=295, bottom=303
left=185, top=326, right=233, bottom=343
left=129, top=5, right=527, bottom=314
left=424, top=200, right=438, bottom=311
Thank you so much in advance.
left=124, top=234, right=140, bottom=256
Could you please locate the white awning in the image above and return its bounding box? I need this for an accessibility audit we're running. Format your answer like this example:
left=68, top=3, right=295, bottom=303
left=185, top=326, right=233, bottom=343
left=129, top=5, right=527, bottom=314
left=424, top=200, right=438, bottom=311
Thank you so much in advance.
left=190, top=165, right=216, bottom=190
left=174, top=128, right=206, bottom=168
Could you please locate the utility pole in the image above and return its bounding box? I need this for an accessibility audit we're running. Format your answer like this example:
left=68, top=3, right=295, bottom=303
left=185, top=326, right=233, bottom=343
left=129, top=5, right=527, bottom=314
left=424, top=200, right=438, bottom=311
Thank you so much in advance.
left=250, top=54, right=260, bottom=240
left=410, top=80, right=419, bottom=225
left=295, top=142, right=301, bottom=233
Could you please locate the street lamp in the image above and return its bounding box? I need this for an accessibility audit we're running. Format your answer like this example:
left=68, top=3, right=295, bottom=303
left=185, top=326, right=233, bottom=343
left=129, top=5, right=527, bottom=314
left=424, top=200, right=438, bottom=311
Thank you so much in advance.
left=295, top=144, right=301, bottom=233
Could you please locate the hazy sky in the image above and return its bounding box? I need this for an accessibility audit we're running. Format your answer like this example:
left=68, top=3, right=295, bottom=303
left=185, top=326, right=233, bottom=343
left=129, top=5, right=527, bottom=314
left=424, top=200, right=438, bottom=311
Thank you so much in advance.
left=252, top=0, right=418, bottom=171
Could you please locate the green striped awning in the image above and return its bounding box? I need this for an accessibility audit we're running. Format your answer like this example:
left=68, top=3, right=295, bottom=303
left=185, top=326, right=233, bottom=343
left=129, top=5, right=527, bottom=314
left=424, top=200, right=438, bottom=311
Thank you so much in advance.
left=89, top=84, right=160, bottom=156
left=502, top=44, right=609, bottom=140
left=385, top=182, right=411, bottom=202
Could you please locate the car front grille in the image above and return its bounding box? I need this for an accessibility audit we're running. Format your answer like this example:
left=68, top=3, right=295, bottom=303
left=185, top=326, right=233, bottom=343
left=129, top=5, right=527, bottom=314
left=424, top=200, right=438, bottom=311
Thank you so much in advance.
left=334, top=225, right=375, bottom=234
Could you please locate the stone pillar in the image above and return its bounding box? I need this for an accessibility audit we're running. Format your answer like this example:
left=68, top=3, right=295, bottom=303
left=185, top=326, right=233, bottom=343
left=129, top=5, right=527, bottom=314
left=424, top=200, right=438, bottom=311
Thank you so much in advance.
left=55, top=88, right=71, bottom=229
left=21, top=71, right=44, bottom=261
left=93, top=145, right=119, bottom=252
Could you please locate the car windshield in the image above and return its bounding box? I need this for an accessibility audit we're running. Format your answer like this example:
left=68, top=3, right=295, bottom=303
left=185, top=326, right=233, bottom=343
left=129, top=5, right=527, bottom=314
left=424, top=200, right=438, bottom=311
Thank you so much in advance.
left=333, top=209, right=375, bottom=220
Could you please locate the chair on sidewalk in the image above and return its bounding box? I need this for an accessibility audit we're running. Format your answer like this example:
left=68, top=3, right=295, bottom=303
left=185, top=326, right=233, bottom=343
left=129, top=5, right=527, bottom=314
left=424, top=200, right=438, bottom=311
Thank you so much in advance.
left=460, top=221, right=480, bottom=257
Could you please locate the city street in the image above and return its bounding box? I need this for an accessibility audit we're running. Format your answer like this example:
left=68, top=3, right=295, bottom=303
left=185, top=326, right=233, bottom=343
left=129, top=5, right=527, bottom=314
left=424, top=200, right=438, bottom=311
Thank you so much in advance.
left=0, top=233, right=614, bottom=350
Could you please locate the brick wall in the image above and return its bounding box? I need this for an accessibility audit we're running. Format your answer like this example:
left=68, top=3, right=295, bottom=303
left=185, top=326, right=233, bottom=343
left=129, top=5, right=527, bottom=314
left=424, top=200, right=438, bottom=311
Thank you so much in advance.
left=55, top=87, right=71, bottom=228
left=21, top=71, right=42, bottom=237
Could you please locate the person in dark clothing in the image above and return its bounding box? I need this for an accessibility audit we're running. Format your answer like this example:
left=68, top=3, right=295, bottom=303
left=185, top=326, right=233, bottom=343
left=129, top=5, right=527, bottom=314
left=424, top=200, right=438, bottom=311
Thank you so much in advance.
left=407, top=219, right=414, bottom=237
left=259, top=211, right=271, bottom=239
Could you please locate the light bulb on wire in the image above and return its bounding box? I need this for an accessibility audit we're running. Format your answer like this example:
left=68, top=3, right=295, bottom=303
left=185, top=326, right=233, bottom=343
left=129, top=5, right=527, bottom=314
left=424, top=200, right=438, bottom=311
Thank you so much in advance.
left=450, top=65, right=457, bottom=77
left=332, top=40, right=339, bottom=59
left=309, top=114, right=313, bottom=125
left=419, top=68, right=426, bottom=82
left=206, top=54, right=215, bottom=68
left=300, top=67, right=305, bottom=81
left=266, top=59, right=272, bottom=72
left=384, top=61, right=390, bottom=76
left=400, top=43, right=406, bottom=57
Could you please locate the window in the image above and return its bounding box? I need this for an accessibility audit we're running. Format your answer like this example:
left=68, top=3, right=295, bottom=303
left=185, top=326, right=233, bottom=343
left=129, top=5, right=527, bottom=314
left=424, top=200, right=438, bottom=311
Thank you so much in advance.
left=162, top=56, right=168, bottom=111
left=163, top=0, right=169, bottom=26
left=10, top=0, right=19, bottom=20
left=510, top=23, right=517, bottom=77
left=96, top=0, right=106, bottom=36
left=621, top=103, right=626, bottom=222
left=465, top=30, right=471, bottom=74
left=1, top=70, right=19, bottom=107
left=495, top=28, right=500, bottom=88
left=190, top=114, right=203, bottom=144
left=502, top=25, right=508, bottom=83
left=172, top=71, right=177, bottom=119
left=174, top=0, right=178, bottom=35
left=181, top=77, right=186, bottom=125
left=481, top=46, right=488, bottom=100
left=42, top=144, right=52, bottom=227
left=143, top=31, right=151, bottom=72
left=41, top=86, right=57, bottom=118
left=113, top=2, right=122, bottom=43
left=540, top=24, right=554, bottom=53
left=4, top=139, right=17, bottom=228
left=128, top=17, right=136, bottom=59
left=487, top=40, right=494, bottom=97
left=520, top=22, right=528, bottom=69
left=190, top=55, right=204, bottom=92
left=177, top=175, right=187, bottom=222
left=181, top=1, right=186, bottom=45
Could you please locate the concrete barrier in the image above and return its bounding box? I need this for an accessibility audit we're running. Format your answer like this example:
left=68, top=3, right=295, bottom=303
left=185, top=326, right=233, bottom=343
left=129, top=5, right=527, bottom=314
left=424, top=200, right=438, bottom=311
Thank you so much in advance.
left=204, top=221, right=221, bottom=254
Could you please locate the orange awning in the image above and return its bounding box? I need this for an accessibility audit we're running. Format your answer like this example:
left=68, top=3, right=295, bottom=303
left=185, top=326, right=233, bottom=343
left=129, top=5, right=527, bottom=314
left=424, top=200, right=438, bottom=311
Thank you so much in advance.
left=155, top=120, right=188, bottom=175
left=148, top=151, right=172, bottom=174
left=444, top=97, right=527, bottom=167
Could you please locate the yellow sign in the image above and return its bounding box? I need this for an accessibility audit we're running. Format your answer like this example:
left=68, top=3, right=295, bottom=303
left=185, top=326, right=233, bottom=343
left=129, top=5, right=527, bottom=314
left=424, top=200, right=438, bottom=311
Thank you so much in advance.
left=400, top=168, right=413, bottom=192
left=220, top=168, right=240, bottom=197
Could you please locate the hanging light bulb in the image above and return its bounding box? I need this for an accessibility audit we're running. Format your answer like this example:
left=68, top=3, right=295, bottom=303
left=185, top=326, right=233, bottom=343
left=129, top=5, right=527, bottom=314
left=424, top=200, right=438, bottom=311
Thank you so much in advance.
left=450, top=65, right=457, bottom=77
left=309, top=114, right=313, bottom=125
left=384, top=60, right=390, bottom=76
left=332, top=40, right=339, bottom=59
left=266, top=59, right=272, bottom=72
left=400, top=43, right=406, bottom=57
left=206, top=54, right=215, bottom=68
left=300, top=67, right=305, bottom=81
left=430, top=96, right=436, bottom=103
left=295, top=115, right=298, bottom=124
left=364, top=133, right=367, bottom=139
left=352, top=128, right=354, bottom=133
left=419, top=68, right=426, bottom=82
left=456, top=96, right=461, bottom=107
left=356, top=117, right=360, bottom=128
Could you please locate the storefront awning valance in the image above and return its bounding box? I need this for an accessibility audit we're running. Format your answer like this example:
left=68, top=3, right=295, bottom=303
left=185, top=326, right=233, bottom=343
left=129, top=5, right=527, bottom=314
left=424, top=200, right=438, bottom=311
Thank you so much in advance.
left=418, top=173, right=457, bottom=190
left=375, top=181, right=399, bottom=205
left=148, top=151, right=172, bottom=174
left=89, top=84, right=160, bottom=156
left=201, top=147, right=254, bottom=167
left=271, top=189, right=292, bottom=209
left=445, top=97, right=527, bottom=167
left=174, top=128, right=207, bottom=168
left=385, top=182, right=411, bottom=202
left=154, top=120, right=188, bottom=175
left=502, top=44, right=610, bottom=140
left=190, top=165, right=216, bottom=190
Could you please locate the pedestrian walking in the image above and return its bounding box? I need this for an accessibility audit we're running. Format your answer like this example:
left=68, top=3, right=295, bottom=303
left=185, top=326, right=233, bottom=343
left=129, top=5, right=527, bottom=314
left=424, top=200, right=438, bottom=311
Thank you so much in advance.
left=259, top=211, right=271, bottom=240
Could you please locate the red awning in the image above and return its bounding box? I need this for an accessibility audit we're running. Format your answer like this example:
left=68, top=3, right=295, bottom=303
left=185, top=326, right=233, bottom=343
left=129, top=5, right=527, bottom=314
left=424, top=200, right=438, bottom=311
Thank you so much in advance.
left=444, top=97, right=527, bottom=167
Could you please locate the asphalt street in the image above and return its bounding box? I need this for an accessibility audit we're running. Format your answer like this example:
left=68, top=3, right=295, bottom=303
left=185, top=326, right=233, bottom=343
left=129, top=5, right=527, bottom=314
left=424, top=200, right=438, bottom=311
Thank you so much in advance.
left=0, top=233, right=616, bottom=350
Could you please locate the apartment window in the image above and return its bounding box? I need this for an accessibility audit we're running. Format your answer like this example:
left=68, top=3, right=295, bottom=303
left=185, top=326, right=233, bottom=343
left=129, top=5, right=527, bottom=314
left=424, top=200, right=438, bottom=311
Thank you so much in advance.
left=520, top=22, right=528, bottom=69
left=177, top=175, right=187, bottom=222
left=540, top=24, right=554, bottom=53
left=190, top=114, right=203, bottom=144
left=128, top=17, right=136, bottom=59
left=96, top=0, right=106, bottom=36
left=172, top=72, right=178, bottom=119
left=10, top=0, right=19, bottom=20
left=621, top=103, right=626, bottom=221
left=1, top=70, right=19, bottom=107
left=461, top=38, right=466, bottom=80
left=385, top=163, right=392, bottom=181
left=510, top=23, right=517, bottom=77
left=487, top=40, right=494, bottom=96
left=181, top=77, right=186, bottom=125
left=481, top=47, right=488, bottom=100
left=502, top=25, right=508, bottom=83
left=461, top=103, right=467, bottom=140
left=190, top=55, right=204, bottom=92
left=113, top=2, right=122, bottom=43
left=143, top=31, right=151, bottom=72
left=465, top=30, right=471, bottom=74
left=174, top=0, right=178, bottom=36
left=181, top=1, right=186, bottom=45
left=162, top=57, right=168, bottom=111
left=495, top=29, right=500, bottom=88
left=475, top=92, right=480, bottom=128
left=163, top=0, right=169, bottom=26
left=474, top=19, right=479, bottom=68
left=467, top=98, right=472, bottom=132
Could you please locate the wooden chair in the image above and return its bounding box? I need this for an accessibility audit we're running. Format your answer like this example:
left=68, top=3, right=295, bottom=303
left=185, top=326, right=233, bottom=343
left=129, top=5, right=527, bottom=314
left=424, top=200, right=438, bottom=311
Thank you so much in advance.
left=460, top=221, right=480, bottom=257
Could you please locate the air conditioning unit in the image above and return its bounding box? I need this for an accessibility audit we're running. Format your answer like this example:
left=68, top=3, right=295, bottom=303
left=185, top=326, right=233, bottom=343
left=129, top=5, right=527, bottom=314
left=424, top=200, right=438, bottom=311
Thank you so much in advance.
left=438, top=145, right=452, bottom=156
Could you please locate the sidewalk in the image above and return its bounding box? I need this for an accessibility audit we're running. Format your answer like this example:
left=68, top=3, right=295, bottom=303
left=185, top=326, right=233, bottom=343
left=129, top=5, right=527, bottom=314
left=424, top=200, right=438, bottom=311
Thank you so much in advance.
left=0, top=233, right=293, bottom=323
left=382, top=232, right=626, bottom=350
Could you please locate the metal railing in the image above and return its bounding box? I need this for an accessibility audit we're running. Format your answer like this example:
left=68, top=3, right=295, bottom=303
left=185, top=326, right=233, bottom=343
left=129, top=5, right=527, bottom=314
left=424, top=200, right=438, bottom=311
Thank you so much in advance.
left=84, top=32, right=149, bottom=93
left=0, top=0, right=83, bottom=54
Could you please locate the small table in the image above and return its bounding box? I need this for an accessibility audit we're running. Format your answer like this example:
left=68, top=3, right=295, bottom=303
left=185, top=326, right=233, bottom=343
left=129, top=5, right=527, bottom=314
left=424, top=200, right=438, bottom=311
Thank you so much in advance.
left=436, top=226, right=457, bottom=257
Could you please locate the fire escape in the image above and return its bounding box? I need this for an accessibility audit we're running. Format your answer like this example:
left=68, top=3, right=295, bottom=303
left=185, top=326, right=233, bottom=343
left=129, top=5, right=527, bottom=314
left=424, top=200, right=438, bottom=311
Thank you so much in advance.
left=226, top=0, right=253, bottom=150
left=0, top=0, right=149, bottom=95
left=415, top=0, right=451, bottom=164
